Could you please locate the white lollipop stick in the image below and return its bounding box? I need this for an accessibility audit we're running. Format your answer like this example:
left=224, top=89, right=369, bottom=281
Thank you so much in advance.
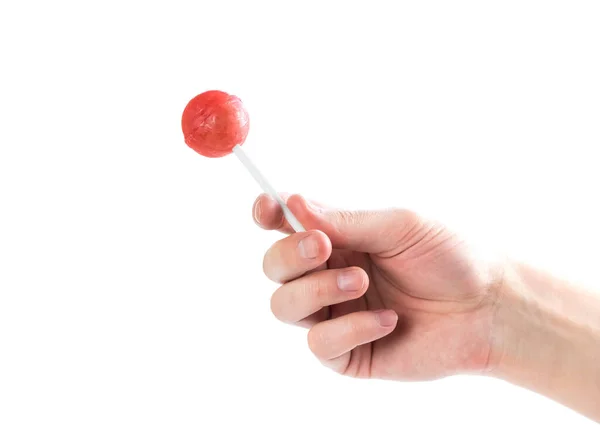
left=233, top=145, right=305, bottom=232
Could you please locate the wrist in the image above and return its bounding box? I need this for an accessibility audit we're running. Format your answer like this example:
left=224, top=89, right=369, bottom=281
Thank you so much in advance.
left=487, top=261, right=560, bottom=385
left=487, top=260, right=600, bottom=420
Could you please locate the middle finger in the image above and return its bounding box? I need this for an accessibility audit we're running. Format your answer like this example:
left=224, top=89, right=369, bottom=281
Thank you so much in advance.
left=263, top=230, right=332, bottom=283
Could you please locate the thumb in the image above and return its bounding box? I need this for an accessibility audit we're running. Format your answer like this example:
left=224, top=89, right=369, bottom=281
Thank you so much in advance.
left=286, top=195, right=424, bottom=256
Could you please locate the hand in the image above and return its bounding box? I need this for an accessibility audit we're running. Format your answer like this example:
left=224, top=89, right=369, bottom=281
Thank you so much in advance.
left=253, top=194, right=505, bottom=380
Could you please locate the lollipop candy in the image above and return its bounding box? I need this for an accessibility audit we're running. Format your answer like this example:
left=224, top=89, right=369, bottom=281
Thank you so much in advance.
left=181, top=90, right=248, bottom=158
left=181, top=90, right=305, bottom=232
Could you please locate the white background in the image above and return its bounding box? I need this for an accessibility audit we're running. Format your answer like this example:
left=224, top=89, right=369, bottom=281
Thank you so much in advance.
left=1, top=1, right=600, bottom=441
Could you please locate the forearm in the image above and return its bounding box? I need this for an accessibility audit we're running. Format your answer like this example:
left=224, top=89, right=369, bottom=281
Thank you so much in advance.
left=489, top=261, right=600, bottom=421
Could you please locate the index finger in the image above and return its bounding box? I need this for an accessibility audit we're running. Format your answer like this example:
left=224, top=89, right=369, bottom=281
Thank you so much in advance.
left=252, top=193, right=294, bottom=233
left=252, top=193, right=327, bottom=234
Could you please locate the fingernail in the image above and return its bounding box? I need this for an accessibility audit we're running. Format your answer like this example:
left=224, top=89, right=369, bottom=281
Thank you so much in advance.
left=337, top=270, right=362, bottom=292
left=253, top=199, right=262, bottom=224
left=374, top=309, right=398, bottom=327
left=298, top=234, right=319, bottom=259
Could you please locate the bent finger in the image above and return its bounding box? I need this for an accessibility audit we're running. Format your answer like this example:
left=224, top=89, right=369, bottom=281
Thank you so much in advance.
left=307, top=309, right=398, bottom=371
left=263, top=230, right=331, bottom=283
left=270, top=267, right=368, bottom=325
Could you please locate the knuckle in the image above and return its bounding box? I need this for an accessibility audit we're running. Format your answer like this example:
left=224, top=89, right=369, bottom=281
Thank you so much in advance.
left=334, top=209, right=371, bottom=228
left=307, top=327, right=325, bottom=357
left=262, top=253, right=278, bottom=282
left=262, top=244, right=286, bottom=283
left=262, top=252, right=270, bottom=276
left=345, top=315, right=364, bottom=340
left=269, top=288, right=284, bottom=319
left=334, top=209, right=355, bottom=226
left=304, top=276, right=326, bottom=304
left=270, top=285, right=296, bottom=321
left=399, top=208, right=421, bottom=225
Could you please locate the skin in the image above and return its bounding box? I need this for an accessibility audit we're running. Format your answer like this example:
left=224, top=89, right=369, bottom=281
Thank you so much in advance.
left=253, top=193, right=600, bottom=422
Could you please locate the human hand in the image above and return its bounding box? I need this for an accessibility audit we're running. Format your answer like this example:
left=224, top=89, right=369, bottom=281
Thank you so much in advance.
left=253, top=194, right=505, bottom=380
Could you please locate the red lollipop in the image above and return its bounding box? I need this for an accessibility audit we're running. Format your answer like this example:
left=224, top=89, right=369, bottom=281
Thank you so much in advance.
left=181, top=90, right=305, bottom=232
left=181, top=90, right=249, bottom=158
